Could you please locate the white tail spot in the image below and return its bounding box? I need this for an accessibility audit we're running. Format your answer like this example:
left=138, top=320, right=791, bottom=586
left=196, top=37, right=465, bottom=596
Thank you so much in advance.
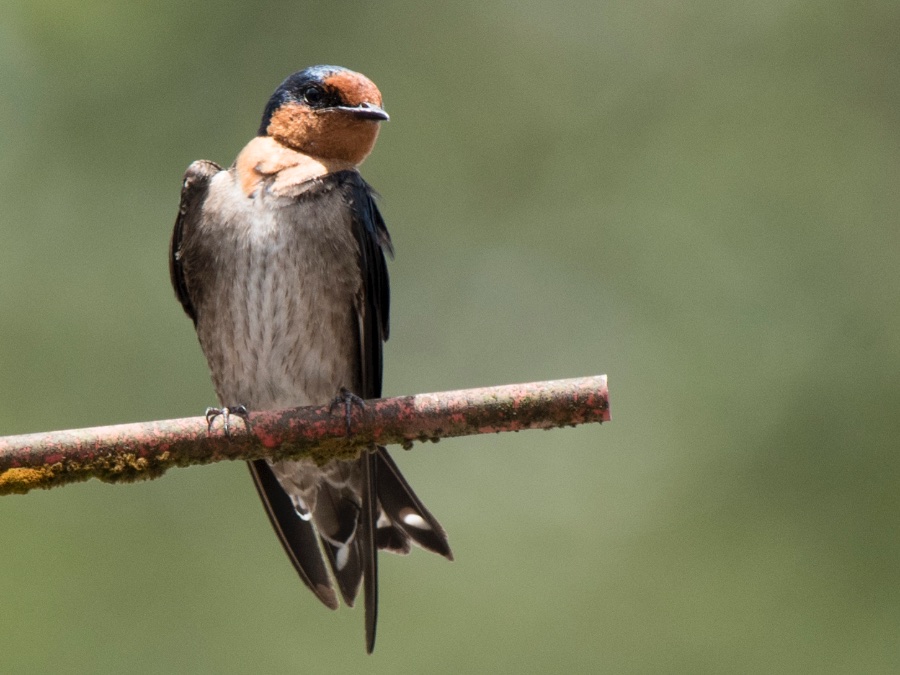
left=336, top=544, right=350, bottom=571
left=402, top=512, right=431, bottom=530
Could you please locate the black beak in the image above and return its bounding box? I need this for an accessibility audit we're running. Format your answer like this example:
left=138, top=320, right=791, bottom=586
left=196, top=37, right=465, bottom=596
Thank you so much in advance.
left=334, top=102, right=390, bottom=121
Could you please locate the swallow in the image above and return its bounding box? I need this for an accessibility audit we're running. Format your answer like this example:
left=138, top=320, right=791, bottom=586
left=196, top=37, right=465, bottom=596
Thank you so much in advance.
left=169, top=65, right=452, bottom=653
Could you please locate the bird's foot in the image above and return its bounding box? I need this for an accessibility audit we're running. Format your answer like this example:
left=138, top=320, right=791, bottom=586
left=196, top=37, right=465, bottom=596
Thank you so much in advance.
left=205, top=405, right=250, bottom=436
left=329, top=387, right=365, bottom=436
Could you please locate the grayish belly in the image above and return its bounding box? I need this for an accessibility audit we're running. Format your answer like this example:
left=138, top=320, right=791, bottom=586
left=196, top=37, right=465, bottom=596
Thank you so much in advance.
left=194, top=174, right=361, bottom=412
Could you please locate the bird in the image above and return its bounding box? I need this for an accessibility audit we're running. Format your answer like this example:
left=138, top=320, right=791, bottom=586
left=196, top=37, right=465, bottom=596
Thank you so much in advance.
left=168, top=65, right=452, bottom=653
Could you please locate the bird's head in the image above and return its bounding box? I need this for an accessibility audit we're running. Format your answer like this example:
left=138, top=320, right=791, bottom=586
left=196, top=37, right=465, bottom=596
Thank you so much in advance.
left=259, top=65, right=389, bottom=166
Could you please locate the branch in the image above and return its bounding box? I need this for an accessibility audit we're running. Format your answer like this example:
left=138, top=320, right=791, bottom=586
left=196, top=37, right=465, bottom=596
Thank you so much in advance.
left=0, top=375, right=609, bottom=496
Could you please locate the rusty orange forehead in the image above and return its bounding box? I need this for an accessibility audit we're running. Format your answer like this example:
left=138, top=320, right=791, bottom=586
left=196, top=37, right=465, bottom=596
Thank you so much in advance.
left=324, top=70, right=383, bottom=107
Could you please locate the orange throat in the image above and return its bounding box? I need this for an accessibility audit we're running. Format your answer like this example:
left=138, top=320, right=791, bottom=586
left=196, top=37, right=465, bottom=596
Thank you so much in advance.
left=234, top=136, right=355, bottom=198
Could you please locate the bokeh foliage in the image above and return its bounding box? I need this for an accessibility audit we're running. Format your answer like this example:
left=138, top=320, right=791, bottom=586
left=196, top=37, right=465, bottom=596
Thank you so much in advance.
left=1, top=1, right=898, bottom=672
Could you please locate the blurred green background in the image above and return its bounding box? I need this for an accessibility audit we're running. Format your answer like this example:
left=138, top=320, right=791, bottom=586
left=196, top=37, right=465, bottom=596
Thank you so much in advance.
left=1, top=1, right=898, bottom=672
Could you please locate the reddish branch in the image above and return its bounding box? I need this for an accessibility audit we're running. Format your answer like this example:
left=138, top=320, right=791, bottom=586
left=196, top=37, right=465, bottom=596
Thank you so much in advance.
left=0, top=375, right=609, bottom=496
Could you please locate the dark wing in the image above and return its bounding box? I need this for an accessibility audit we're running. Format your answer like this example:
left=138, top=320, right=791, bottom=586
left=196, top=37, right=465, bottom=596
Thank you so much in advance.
left=344, top=175, right=452, bottom=558
left=346, top=172, right=393, bottom=400
left=169, top=160, right=222, bottom=324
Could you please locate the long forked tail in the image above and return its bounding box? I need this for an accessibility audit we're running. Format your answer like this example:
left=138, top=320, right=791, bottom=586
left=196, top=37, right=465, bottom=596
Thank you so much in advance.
left=248, top=447, right=452, bottom=653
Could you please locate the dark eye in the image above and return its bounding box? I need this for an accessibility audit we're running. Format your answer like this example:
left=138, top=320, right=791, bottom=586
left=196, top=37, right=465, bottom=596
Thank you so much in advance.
left=302, top=85, right=325, bottom=106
